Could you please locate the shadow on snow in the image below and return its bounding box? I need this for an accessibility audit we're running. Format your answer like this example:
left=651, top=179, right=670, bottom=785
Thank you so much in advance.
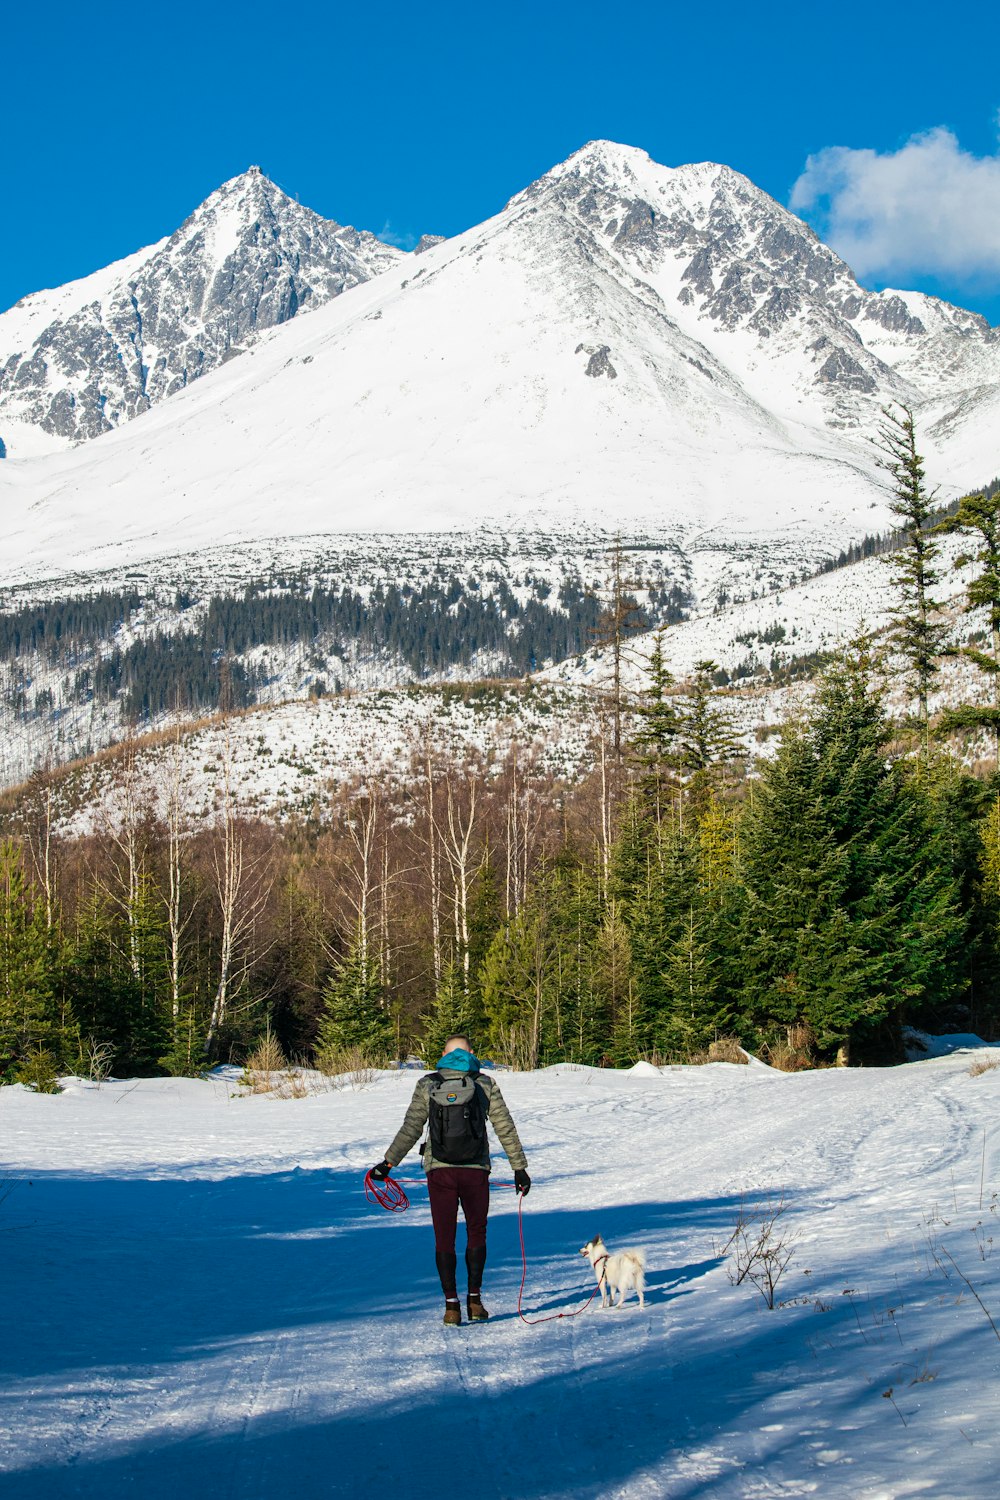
left=5, top=1165, right=964, bottom=1498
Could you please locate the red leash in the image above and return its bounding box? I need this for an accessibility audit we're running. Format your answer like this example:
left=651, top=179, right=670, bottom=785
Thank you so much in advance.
left=513, top=1192, right=603, bottom=1325
left=363, top=1169, right=602, bottom=1324
left=364, top=1171, right=411, bottom=1212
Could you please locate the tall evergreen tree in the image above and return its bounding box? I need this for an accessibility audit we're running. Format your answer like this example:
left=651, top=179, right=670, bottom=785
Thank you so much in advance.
left=625, top=819, right=694, bottom=1056
left=937, top=489, right=1000, bottom=753
left=876, top=405, right=948, bottom=750
left=971, top=789, right=1000, bottom=1036
left=0, top=841, right=72, bottom=1077
left=738, top=650, right=965, bottom=1061
left=422, top=960, right=484, bottom=1064
left=317, top=927, right=394, bottom=1059
left=545, top=860, right=606, bottom=1063
left=61, top=886, right=169, bottom=1076
left=631, top=631, right=681, bottom=823
left=623, top=808, right=738, bottom=1059
left=479, top=858, right=606, bottom=1066
left=598, top=901, right=640, bottom=1063
left=480, top=903, right=552, bottom=1069
left=675, top=661, right=743, bottom=817
left=592, top=537, right=648, bottom=761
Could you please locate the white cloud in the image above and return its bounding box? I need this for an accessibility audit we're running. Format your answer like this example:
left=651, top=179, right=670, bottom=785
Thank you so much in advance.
left=790, top=122, right=1000, bottom=286
left=378, top=221, right=419, bottom=251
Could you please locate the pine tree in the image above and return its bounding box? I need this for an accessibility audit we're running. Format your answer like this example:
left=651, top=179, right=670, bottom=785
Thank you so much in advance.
left=479, top=902, right=556, bottom=1069
left=876, top=405, right=948, bottom=751
left=658, top=906, right=721, bottom=1054
left=624, top=819, right=692, bottom=1053
left=936, top=489, right=1000, bottom=754
left=61, top=885, right=167, bottom=1076
left=623, top=810, right=738, bottom=1059
left=546, top=860, right=605, bottom=1063
left=675, top=661, right=743, bottom=816
left=696, top=793, right=739, bottom=903
left=974, top=791, right=1000, bottom=1034
left=0, top=841, right=73, bottom=1076
left=737, top=649, right=965, bottom=1061
left=595, top=902, right=639, bottom=1062
left=317, top=928, right=394, bottom=1060
left=631, top=630, right=680, bottom=822
left=592, top=537, right=648, bottom=761
left=422, top=961, right=484, bottom=1064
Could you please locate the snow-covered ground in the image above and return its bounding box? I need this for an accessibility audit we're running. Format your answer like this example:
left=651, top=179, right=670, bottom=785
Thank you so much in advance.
left=3, top=1049, right=999, bottom=1497
left=10, top=682, right=597, bottom=835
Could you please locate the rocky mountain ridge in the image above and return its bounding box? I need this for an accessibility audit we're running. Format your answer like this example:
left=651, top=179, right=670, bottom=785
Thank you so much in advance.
left=523, top=142, right=998, bottom=436
left=0, top=167, right=404, bottom=453
left=1, top=141, right=998, bottom=793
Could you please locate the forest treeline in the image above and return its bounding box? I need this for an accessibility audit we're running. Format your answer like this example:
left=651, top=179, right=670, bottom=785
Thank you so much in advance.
left=2, top=572, right=689, bottom=723
left=3, top=413, right=1000, bottom=1084
left=2, top=642, right=999, bottom=1087
left=813, top=476, right=999, bottom=578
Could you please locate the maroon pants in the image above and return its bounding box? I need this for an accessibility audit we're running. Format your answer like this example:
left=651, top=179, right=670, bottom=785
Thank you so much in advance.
left=427, top=1167, right=490, bottom=1252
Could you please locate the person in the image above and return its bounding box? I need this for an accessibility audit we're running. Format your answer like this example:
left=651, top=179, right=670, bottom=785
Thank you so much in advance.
left=370, top=1034, right=530, bottom=1326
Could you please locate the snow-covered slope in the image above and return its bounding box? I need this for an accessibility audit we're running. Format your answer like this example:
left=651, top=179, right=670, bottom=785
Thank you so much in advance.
left=1, top=140, right=998, bottom=590
left=0, top=167, right=404, bottom=455
left=6, top=683, right=597, bottom=834
left=3, top=1051, right=999, bottom=1496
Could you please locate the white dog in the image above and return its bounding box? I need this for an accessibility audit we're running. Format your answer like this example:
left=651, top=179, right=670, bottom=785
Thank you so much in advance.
left=580, top=1233, right=647, bottom=1309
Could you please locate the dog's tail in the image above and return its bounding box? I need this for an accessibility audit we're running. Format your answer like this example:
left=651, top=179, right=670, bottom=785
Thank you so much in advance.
left=627, top=1250, right=647, bottom=1284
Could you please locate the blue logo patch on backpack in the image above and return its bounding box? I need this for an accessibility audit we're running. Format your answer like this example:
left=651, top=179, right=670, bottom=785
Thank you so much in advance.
left=426, top=1072, right=488, bottom=1164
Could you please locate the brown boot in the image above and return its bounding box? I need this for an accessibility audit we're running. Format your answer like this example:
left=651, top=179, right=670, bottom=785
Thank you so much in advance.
left=467, top=1293, right=489, bottom=1323
left=443, top=1299, right=462, bottom=1327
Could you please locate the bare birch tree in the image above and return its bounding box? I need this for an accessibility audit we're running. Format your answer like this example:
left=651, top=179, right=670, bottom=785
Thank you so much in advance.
left=24, top=768, right=57, bottom=931
left=502, top=745, right=543, bottom=919
left=103, top=736, right=146, bottom=983
left=162, top=732, right=197, bottom=1035
left=440, top=761, right=487, bottom=994
left=206, top=731, right=272, bottom=1051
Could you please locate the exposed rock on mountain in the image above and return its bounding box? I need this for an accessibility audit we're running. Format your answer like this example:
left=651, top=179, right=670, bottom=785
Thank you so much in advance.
left=0, top=167, right=404, bottom=451
left=1, top=141, right=998, bottom=594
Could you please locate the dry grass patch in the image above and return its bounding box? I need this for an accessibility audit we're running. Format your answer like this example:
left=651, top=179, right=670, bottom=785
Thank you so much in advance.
left=243, top=1029, right=288, bottom=1093
left=708, top=1036, right=749, bottom=1065
left=764, top=1023, right=816, bottom=1073
left=969, top=1053, right=1000, bottom=1078
left=315, top=1043, right=383, bottom=1091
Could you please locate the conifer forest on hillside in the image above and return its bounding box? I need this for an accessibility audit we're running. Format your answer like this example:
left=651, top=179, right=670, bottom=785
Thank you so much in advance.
left=3, top=411, right=1000, bottom=1086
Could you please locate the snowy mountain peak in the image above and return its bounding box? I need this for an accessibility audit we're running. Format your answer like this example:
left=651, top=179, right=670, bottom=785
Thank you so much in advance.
left=2, top=140, right=999, bottom=597
left=501, top=139, right=1000, bottom=438
left=553, top=138, right=655, bottom=176
left=0, top=171, right=406, bottom=455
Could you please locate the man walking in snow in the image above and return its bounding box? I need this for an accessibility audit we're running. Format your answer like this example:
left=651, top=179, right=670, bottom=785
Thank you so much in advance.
left=370, top=1035, right=530, bottom=1326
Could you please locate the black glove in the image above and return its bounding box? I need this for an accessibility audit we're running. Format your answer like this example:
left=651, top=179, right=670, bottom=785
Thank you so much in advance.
left=514, top=1169, right=531, bottom=1196
left=370, top=1160, right=393, bottom=1181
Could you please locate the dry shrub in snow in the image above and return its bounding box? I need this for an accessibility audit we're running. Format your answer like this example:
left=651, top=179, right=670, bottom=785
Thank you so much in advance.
left=315, top=1043, right=381, bottom=1091
left=243, top=1029, right=287, bottom=1093
left=84, top=1040, right=115, bottom=1086
left=968, top=1054, right=1000, bottom=1077
left=765, top=1023, right=816, bottom=1073
left=708, top=1037, right=748, bottom=1065
left=719, top=1195, right=797, bottom=1309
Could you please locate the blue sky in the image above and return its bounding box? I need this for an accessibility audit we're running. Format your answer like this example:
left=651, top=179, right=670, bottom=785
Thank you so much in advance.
left=5, top=0, right=1000, bottom=321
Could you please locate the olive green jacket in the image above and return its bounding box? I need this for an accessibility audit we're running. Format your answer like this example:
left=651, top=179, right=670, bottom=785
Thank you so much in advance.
left=385, top=1069, right=527, bottom=1174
